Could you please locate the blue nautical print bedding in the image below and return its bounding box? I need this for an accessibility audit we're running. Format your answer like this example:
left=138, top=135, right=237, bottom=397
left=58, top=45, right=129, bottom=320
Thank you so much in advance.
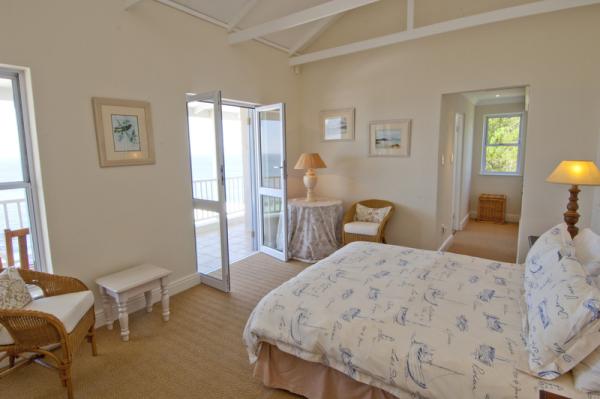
left=244, top=242, right=590, bottom=399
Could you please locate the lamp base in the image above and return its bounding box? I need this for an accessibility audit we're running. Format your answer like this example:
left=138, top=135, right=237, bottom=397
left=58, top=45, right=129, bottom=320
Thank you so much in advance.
left=303, top=169, right=317, bottom=202
left=564, top=184, right=580, bottom=239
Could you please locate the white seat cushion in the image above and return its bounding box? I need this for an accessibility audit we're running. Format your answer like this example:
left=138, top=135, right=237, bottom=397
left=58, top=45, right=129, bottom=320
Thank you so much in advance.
left=0, top=290, right=94, bottom=345
left=344, top=221, right=380, bottom=236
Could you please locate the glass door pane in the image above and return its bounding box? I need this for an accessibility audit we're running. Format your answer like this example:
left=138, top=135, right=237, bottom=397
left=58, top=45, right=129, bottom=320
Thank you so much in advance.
left=187, top=91, right=230, bottom=292
left=255, top=104, right=288, bottom=261
left=222, top=105, right=256, bottom=264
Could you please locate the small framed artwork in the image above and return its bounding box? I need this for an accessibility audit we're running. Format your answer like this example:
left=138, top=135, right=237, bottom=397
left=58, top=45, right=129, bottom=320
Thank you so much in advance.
left=92, top=97, right=155, bottom=167
left=369, top=119, right=411, bottom=157
left=319, top=108, right=355, bottom=141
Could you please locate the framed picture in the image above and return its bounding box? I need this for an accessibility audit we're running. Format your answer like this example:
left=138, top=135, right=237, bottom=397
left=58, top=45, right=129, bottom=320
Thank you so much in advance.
left=369, top=119, right=411, bottom=157
left=319, top=108, right=355, bottom=141
left=92, top=97, right=155, bottom=167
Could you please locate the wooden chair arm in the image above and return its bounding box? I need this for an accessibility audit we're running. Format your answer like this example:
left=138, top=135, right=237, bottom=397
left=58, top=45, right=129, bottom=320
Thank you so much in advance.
left=17, top=269, right=88, bottom=297
left=342, top=205, right=357, bottom=226
left=0, top=308, right=67, bottom=349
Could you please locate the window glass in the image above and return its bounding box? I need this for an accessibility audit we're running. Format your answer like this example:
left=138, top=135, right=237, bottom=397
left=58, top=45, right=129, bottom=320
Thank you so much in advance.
left=0, top=78, right=25, bottom=183
left=482, top=114, right=522, bottom=175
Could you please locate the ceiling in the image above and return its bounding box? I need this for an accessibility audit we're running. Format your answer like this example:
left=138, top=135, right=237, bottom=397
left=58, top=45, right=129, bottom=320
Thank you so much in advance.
left=462, top=87, right=527, bottom=106
left=135, top=0, right=600, bottom=65
left=174, top=0, right=335, bottom=51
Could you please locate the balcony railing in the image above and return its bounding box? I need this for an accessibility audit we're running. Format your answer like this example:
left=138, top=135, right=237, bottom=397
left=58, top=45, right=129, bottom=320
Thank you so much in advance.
left=193, top=175, right=282, bottom=224
left=194, top=176, right=246, bottom=223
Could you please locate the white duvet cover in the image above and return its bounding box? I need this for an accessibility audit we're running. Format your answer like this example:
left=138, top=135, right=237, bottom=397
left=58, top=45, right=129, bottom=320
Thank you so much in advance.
left=244, top=242, right=593, bottom=399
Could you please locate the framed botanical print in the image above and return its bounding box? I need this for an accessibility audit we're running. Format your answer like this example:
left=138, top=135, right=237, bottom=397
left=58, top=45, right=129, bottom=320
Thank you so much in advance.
left=319, top=108, right=355, bottom=141
left=92, top=97, right=155, bottom=167
left=369, top=119, right=411, bottom=157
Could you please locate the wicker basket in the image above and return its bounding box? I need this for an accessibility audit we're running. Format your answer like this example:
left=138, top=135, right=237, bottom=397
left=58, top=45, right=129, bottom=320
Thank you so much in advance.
left=477, top=194, right=506, bottom=223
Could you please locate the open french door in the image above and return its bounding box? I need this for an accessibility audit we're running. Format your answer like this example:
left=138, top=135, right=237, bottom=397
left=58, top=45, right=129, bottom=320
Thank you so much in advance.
left=255, top=104, right=288, bottom=261
left=186, top=91, right=230, bottom=292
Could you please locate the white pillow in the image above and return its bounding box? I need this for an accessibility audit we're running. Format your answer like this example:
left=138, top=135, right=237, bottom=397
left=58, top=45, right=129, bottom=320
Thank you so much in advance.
left=354, top=203, right=391, bottom=223
left=573, top=347, right=600, bottom=392
left=574, top=228, right=600, bottom=277
left=524, top=251, right=600, bottom=379
left=525, top=223, right=573, bottom=276
left=0, top=267, right=32, bottom=309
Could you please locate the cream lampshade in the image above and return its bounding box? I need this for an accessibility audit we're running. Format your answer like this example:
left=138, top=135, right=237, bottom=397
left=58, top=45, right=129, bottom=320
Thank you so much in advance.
left=546, top=160, right=600, bottom=238
left=294, top=153, right=327, bottom=202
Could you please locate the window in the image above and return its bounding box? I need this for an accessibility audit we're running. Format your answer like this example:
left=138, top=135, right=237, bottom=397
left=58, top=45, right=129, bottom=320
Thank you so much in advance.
left=481, top=113, right=524, bottom=175
left=0, top=68, right=44, bottom=270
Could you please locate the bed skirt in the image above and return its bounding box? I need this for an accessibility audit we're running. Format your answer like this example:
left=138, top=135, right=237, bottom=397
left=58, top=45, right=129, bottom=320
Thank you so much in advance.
left=254, top=343, right=399, bottom=399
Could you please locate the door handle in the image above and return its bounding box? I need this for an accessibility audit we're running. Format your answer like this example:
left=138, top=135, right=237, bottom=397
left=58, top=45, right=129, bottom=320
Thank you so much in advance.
left=273, top=165, right=284, bottom=169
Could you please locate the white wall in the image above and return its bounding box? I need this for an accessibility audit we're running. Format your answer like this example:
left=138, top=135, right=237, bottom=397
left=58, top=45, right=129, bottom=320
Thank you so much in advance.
left=0, top=0, right=300, bottom=299
left=437, top=93, right=475, bottom=248
left=469, top=102, right=526, bottom=222
left=299, top=4, right=600, bottom=259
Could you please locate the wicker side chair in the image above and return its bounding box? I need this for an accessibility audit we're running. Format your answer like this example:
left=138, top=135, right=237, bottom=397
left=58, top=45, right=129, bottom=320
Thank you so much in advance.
left=0, top=268, right=97, bottom=399
left=342, top=199, right=395, bottom=245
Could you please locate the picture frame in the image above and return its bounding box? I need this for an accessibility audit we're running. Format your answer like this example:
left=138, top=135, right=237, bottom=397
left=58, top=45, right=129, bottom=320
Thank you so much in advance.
left=369, top=119, right=411, bottom=157
left=92, top=97, right=155, bottom=167
left=319, top=108, right=355, bottom=142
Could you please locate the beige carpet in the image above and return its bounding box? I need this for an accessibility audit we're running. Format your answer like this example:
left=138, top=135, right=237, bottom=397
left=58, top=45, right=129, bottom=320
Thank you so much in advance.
left=447, top=219, right=519, bottom=263
left=2, top=254, right=306, bottom=398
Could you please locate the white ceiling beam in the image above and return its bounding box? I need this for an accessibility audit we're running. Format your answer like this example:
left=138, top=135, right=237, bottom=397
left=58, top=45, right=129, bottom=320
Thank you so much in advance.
left=229, top=0, right=380, bottom=45
left=227, top=0, right=260, bottom=32
left=290, top=0, right=600, bottom=66
left=150, top=0, right=290, bottom=53
left=406, top=0, right=414, bottom=30
left=288, top=14, right=342, bottom=55
left=124, top=0, right=144, bottom=10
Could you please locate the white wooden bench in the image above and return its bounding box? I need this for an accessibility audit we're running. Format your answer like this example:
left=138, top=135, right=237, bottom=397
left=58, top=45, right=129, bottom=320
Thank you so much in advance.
left=96, top=264, right=172, bottom=341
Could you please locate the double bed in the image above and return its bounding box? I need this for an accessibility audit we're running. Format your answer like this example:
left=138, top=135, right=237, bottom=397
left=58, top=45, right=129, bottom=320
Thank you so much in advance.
left=244, top=241, right=594, bottom=399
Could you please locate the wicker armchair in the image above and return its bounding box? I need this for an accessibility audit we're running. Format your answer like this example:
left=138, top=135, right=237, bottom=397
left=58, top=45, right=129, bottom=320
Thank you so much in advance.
left=0, top=268, right=97, bottom=399
left=342, top=199, right=395, bottom=245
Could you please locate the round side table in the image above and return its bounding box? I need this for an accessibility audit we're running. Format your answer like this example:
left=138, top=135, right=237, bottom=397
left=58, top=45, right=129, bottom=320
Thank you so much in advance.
left=286, top=197, right=343, bottom=262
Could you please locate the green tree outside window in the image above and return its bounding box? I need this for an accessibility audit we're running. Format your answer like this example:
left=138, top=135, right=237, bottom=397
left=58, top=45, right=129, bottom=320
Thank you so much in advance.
left=483, top=115, right=522, bottom=174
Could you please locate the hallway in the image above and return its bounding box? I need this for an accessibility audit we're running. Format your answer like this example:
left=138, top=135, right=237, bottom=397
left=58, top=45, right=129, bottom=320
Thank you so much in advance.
left=447, top=220, right=519, bottom=263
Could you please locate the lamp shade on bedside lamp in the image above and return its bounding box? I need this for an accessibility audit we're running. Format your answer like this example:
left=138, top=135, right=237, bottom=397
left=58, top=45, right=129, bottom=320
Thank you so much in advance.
left=294, top=153, right=327, bottom=201
left=546, top=160, right=600, bottom=238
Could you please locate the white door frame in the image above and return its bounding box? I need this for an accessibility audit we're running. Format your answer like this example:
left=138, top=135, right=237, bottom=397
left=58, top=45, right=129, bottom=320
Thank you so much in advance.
left=451, top=112, right=465, bottom=232
left=186, top=90, right=231, bottom=292
left=255, top=103, right=288, bottom=261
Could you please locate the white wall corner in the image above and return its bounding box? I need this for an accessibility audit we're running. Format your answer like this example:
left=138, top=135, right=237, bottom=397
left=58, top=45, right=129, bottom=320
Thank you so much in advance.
left=93, top=272, right=201, bottom=329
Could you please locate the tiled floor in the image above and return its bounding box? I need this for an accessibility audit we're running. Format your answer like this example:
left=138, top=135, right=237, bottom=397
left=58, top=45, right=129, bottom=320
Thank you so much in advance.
left=196, top=218, right=255, bottom=275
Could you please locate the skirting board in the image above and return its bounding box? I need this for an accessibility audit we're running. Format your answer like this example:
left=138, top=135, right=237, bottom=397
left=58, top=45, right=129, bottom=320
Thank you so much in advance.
left=460, top=214, right=470, bottom=230
left=469, top=211, right=520, bottom=223
left=438, top=233, right=454, bottom=252
left=94, top=272, right=201, bottom=329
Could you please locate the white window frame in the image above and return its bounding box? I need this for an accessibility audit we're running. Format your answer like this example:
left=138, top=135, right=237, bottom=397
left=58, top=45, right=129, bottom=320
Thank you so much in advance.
left=0, top=66, right=48, bottom=272
left=480, top=112, right=524, bottom=176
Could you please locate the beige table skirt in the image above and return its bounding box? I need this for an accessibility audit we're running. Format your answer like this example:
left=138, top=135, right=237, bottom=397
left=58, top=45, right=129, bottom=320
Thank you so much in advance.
left=254, top=343, right=399, bottom=399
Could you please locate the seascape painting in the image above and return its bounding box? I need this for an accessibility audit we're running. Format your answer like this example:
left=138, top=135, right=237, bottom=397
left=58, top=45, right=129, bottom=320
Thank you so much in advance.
left=320, top=108, right=355, bottom=141
left=374, top=126, right=402, bottom=149
left=324, top=116, right=347, bottom=140
left=111, top=114, right=141, bottom=152
left=369, top=119, right=411, bottom=157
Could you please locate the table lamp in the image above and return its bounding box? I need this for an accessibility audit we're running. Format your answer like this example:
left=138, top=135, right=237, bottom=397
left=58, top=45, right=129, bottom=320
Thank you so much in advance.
left=294, top=153, right=327, bottom=202
left=546, top=160, right=600, bottom=238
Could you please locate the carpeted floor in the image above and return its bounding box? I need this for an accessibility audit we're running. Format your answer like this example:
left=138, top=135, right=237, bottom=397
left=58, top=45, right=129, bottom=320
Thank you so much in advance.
left=447, top=219, right=519, bottom=263
left=2, top=254, right=306, bottom=399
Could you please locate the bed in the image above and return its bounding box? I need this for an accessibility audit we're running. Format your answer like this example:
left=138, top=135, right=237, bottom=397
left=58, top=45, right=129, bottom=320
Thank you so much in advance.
left=244, top=241, right=594, bottom=399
